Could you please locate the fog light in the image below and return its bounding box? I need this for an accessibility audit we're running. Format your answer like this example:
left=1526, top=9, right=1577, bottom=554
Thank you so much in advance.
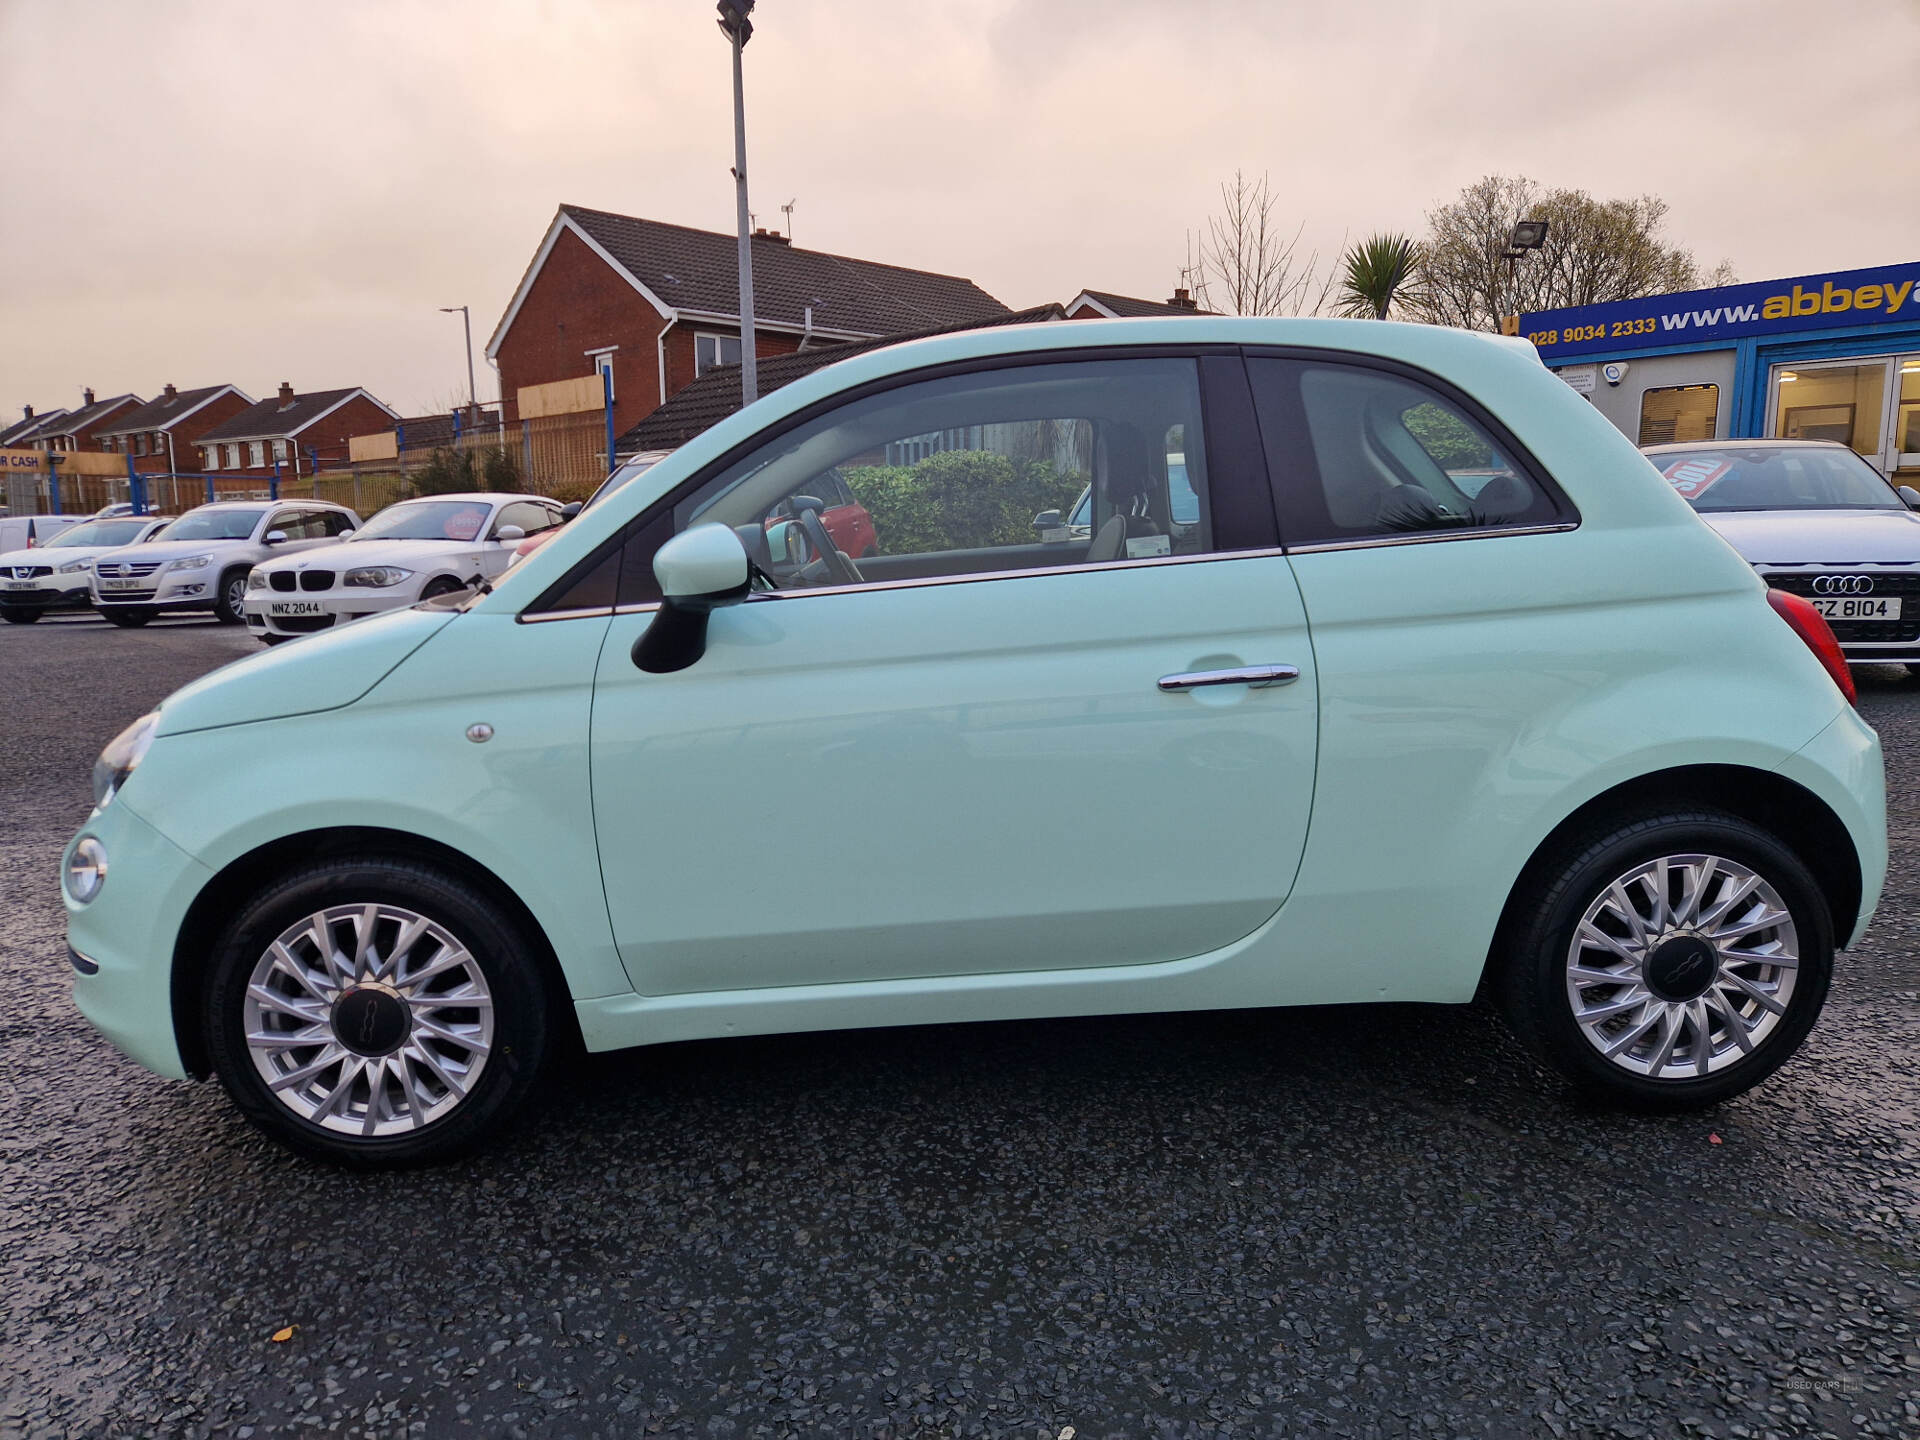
left=66, top=836, right=108, bottom=905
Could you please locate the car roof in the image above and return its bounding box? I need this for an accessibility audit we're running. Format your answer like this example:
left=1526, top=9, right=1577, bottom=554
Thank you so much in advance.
left=1641, top=438, right=1854, bottom=453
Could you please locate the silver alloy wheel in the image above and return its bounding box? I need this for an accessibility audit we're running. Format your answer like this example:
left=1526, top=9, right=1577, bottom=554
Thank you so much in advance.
left=242, top=903, right=495, bottom=1137
left=1565, top=853, right=1799, bottom=1079
left=225, top=574, right=247, bottom=613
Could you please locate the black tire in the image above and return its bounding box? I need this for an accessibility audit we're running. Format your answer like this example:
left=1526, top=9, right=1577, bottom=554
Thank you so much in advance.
left=1906, top=664, right=1920, bottom=678
left=101, top=607, right=154, bottom=628
left=1494, top=809, right=1832, bottom=1111
left=213, top=568, right=249, bottom=624
left=419, top=576, right=467, bottom=600
left=1, top=606, right=41, bottom=624
left=258, top=633, right=287, bottom=647
left=203, top=855, right=553, bottom=1168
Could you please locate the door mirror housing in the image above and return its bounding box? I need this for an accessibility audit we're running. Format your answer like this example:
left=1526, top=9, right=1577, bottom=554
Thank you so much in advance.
left=336, top=528, right=355, bottom=539
left=634, top=524, right=753, bottom=674
left=1899, top=485, right=1920, bottom=511
left=263, top=529, right=288, bottom=545
left=494, top=524, right=526, bottom=542
left=560, top=501, right=583, bottom=520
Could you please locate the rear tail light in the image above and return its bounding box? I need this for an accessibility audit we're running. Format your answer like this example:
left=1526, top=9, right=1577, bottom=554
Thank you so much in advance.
left=1766, top=588, right=1856, bottom=705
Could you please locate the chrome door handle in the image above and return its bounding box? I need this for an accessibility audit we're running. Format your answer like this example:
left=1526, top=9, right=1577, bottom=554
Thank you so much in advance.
left=1157, top=664, right=1301, bottom=693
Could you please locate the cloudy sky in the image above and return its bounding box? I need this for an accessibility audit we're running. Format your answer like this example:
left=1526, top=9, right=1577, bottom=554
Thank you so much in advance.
left=3, top=0, right=1916, bottom=419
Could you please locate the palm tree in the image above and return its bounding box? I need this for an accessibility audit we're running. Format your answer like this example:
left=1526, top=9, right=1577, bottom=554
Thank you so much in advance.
left=1335, top=232, right=1423, bottom=320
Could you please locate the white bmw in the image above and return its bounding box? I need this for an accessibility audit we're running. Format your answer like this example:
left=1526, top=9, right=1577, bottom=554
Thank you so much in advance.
left=244, top=491, right=564, bottom=643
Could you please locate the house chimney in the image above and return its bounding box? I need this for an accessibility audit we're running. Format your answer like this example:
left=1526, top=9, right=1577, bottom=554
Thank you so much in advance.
left=21, top=405, right=31, bottom=420
left=278, top=381, right=295, bottom=405
left=752, top=227, right=791, bottom=246
left=163, top=382, right=178, bottom=401
left=83, top=387, right=96, bottom=405
left=1166, top=288, right=1198, bottom=310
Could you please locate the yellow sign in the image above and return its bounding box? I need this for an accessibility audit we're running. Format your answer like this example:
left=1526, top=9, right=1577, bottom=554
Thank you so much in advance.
left=518, top=376, right=604, bottom=418
left=349, top=431, right=399, bottom=462
left=0, top=447, right=127, bottom=477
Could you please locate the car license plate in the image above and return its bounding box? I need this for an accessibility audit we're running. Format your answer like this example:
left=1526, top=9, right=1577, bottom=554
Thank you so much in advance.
left=269, top=601, right=325, bottom=617
left=101, top=578, right=141, bottom=591
left=1810, top=596, right=1901, bottom=620
left=2, top=580, right=36, bottom=591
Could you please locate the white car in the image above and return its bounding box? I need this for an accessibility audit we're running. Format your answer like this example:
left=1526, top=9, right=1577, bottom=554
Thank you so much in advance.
left=244, top=491, right=563, bottom=644
left=91, top=500, right=361, bottom=628
left=0, top=514, right=88, bottom=554
left=0, top=514, right=175, bottom=624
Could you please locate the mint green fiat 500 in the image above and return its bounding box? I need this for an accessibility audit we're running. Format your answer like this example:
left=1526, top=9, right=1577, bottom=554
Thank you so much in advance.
left=63, top=319, right=1885, bottom=1166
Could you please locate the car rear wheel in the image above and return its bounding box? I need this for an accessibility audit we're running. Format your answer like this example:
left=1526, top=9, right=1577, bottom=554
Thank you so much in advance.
left=1495, top=809, right=1831, bottom=1110
left=213, top=568, right=249, bottom=624
left=101, top=607, right=153, bottom=627
left=203, top=856, right=553, bottom=1167
left=1, top=606, right=41, bottom=624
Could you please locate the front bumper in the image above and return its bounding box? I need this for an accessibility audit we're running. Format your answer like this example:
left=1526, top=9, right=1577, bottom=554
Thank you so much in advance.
left=244, top=589, right=404, bottom=637
left=93, top=571, right=217, bottom=610
left=0, top=577, right=90, bottom=610
left=63, top=796, right=213, bottom=1081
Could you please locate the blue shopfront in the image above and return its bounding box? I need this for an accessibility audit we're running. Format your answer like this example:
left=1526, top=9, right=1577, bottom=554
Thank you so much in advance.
left=1512, top=260, right=1920, bottom=485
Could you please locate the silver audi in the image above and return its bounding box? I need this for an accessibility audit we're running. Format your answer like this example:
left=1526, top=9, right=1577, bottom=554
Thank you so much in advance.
left=1645, top=438, right=1920, bottom=670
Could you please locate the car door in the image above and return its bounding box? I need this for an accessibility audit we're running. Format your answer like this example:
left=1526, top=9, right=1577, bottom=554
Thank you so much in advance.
left=264, top=507, right=331, bottom=556
left=578, top=353, right=1321, bottom=996
left=487, top=502, right=560, bottom=580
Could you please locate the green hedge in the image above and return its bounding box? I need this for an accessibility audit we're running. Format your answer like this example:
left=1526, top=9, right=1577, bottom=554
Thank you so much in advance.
left=843, top=451, right=1085, bottom=556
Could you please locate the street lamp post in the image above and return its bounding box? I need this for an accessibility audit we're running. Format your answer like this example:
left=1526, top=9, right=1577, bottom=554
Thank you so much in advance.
left=717, top=0, right=758, bottom=406
left=439, top=305, right=478, bottom=413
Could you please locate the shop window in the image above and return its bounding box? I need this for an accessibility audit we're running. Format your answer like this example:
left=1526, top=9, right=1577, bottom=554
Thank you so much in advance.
left=1638, top=385, right=1718, bottom=446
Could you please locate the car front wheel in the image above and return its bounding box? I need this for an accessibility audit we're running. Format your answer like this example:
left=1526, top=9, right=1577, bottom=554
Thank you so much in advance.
left=203, top=856, right=553, bottom=1166
left=101, top=607, right=154, bottom=627
left=214, top=569, right=249, bottom=624
left=1496, top=809, right=1832, bottom=1110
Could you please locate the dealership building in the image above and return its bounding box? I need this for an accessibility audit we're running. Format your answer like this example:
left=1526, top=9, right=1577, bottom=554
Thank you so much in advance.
left=1512, top=260, right=1920, bottom=486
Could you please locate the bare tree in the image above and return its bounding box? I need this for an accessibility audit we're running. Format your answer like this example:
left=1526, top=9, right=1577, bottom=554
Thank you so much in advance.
left=1411, top=175, right=1736, bottom=331
left=1186, top=170, right=1330, bottom=317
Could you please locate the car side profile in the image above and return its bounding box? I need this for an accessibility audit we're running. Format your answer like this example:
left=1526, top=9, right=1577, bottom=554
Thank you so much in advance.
left=90, top=500, right=361, bottom=626
left=63, top=317, right=1885, bottom=1167
left=244, top=492, right=564, bottom=643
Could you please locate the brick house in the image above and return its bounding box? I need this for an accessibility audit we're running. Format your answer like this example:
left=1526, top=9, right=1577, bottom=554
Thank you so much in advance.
left=1063, top=287, right=1209, bottom=319
left=194, top=384, right=398, bottom=475
left=486, top=204, right=1010, bottom=439
left=0, top=406, right=64, bottom=447
left=93, top=384, right=254, bottom=474
left=615, top=303, right=1066, bottom=455
left=14, top=389, right=145, bottom=451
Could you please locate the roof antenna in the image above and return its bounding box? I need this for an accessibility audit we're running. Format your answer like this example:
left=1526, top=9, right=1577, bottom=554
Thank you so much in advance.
left=781, top=198, right=796, bottom=243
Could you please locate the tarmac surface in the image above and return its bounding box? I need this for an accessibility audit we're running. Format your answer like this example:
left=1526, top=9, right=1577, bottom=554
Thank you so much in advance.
left=1, top=611, right=1916, bottom=1439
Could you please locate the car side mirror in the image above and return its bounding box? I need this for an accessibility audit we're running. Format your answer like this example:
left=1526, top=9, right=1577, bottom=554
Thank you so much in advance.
left=336, top=528, right=355, bottom=539
left=264, top=529, right=288, bottom=544
left=494, top=524, right=526, bottom=542
left=1900, top=485, right=1920, bottom=511
left=633, top=524, right=751, bottom=674
left=1032, top=509, right=1064, bottom=535
left=560, top=501, right=582, bottom=520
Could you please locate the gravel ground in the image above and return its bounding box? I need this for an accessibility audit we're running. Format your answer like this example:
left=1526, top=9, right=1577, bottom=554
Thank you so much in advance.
left=2, top=611, right=1917, bottom=1439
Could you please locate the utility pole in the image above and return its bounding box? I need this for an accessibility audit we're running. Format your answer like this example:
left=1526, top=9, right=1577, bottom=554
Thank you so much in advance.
left=439, top=305, right=477, bottom=411
left=717, top=0, right=758, bottom=405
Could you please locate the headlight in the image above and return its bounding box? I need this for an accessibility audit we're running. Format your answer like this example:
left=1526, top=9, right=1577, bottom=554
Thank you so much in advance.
left=167, top=555, right=212, bottom=571
left=247, top=569, right=268, bottom=590
left=58, top=560, right=92, bottom=575
left=92, top=711, right=158, bottom=809
left=344, top=565, right=414, bottom=588
left=65, top=836, right=108, bottom=905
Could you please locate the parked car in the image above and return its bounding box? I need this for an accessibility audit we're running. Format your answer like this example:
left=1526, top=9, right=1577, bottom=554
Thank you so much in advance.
left=508, top=450, right=674, bottom=566
left=0, top=515, right=174, bottom=623
left=89, top=500, right=360, bottom=627
left=245, top=492, right=564, bottom=644
left=0, top=514, right=88, bottom=554
left=64, top=317, right=1883, bottom=1167
left=1645, top=439, right=1920, bottom=671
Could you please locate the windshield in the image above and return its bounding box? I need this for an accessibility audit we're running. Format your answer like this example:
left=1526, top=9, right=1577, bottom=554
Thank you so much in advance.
left=581, top=455, right=662, bottom=512
left=1654, top=446, right=1901, bottom=512
left=354, top=499, right=493, bottom=541
left=46, top=519, right=154, bottom=548
left=157, top=507, right=266, bottom=541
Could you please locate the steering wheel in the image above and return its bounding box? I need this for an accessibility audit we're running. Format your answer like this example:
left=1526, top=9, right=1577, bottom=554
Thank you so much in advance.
left=799, top=506, right=863, bottom=586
